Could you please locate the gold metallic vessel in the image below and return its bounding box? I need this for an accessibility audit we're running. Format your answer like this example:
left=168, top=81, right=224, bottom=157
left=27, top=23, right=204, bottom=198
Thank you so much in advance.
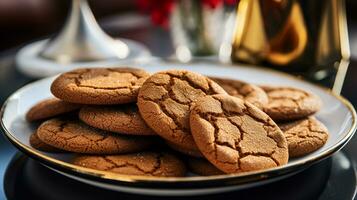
left=231, top=0, right=349, bottom=93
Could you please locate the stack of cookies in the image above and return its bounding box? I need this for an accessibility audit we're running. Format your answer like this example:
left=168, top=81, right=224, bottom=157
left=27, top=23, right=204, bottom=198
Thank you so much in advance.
left=26, top=67, right=328, bottom=177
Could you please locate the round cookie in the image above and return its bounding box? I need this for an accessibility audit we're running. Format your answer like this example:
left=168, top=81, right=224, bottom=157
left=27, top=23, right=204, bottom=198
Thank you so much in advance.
left=30, top=132, right=64, bottom=152
left=166, top=141, right=203, bottom=158
left=79, top=104, right=156, bottom=135
left=73, top=152, right=186, bottom=177
left=187, top=158, right=224, bottom=176
left=279, top=116, right=329, bottom=158
left=190, top=94, right=289, bottom=174
left=137, top=70, right=227, bottom=150
left=37, top=118, right=154, bottom=154
left=210, top=77, right=268, bottom=109
left=26, top=98, right=81, bottom=122
left=51, top=67, right=150, bottom=105
left=261, top=86, right=322, bottom=121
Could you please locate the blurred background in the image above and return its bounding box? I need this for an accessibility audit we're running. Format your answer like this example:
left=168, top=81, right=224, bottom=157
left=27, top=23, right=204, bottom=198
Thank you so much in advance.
left=0, top=1, right=357, bottom=199
left=0, top=0, right=354, bottom=57
left=0, top=0, right=171, bottom=56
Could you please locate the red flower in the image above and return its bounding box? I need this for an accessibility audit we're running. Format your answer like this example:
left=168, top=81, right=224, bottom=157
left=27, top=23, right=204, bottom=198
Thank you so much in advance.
left=136, top=0, right=238, bottom=28
left=136, top=0, right=174, bottom=28
left=202, top=0, right=222, bottom=9
left=224, top=0, right=238, bottom=5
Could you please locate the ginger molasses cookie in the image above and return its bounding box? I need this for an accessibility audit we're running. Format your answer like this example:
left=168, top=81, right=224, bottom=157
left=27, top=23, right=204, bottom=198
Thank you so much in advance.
left=210, top=77, right=268, bottom=109
left=187, top=157, right=224, bottom=176
left=279, top=116, right=329, bottom=158
left=166, top=141, right=203, bottom=158
left=190, top=94, right=288, bottom=174
left=26, top=98, right=80, bottom=122
left=37, top=118, right=154, bottom=154
left=73, top=152, right=186, bottom=177
left=51, top=68, right=150, bottom=105
left=137, top=70, right=227, bottom=150
left=79, top=104, right=156, bottom=135
left=262, top=86, right=322, bottom=121
left=30, top=132, right=64, bottom=152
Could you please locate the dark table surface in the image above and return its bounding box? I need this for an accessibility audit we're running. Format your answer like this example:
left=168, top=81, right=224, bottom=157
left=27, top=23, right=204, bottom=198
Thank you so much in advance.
left=1, top=14, right=357, bottom=199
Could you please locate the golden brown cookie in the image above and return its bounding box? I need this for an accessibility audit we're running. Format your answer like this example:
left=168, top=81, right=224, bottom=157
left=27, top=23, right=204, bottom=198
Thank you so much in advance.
left=187, top=158, right=224, bottom=176
left=166, top=141, right=203, bottom=158
left=137, top=70, right=227, bottom=150
left=51, top=68, right=150, bottom=105
left=190, top=94, right=288, bottom=174
left=262, top=86, right=322, bottom=121
left=26, top=98, right=81, bottom=122
left=36, top=118, right=154, bottom=154
left=279, top=116, right=329, bottom=158
left=29, top=132, right=64, bottom=152
left=73, top=152, right=186, bottom=177
left=210, top=77, right=268, bottom=109
left=79, top=104, right=156, bottom=136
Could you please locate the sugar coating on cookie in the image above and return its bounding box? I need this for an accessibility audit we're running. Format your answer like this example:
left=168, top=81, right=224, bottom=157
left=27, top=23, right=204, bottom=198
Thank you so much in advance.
left=279, top=116, right=328, bottom=158
left=187, top=158, right=224, bottom=176
left=262, top=86, right=322, bottom=121
left=51, top=68, right=150, bottom=105
left=210, top=77, right=268, bottom=109
left=30, top=132, right=64, bottom=152
left=190, top=94, right=288, bottom=174
left=137, top=70, right=227, bottom=150
left=36, top=118, right=154, bottom=154
left=73, top=152, right=186, bottom=177
left=26, top=98, right=81, bottom=122
left=79, top=105, right=156, bottom=135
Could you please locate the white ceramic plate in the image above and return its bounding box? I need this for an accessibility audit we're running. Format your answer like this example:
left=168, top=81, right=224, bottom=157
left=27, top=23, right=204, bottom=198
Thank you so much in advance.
left=1, top=61, right=356, bottom=196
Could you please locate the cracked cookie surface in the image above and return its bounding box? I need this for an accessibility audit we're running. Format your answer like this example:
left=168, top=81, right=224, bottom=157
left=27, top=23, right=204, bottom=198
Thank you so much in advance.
left=190, top=94, right=288, bottom=173
left=279, top=116, right=328, bottom=158
left=210, top=77, right=268, bottom=109
left=188, top=157, right=224, bottom=176
left=36, top=118, right=154, bottom=154
left=262, top=86, right=322, bottom=121
left=73, top=152, right=186, bottom=177
left=137, top=70, right=227, bottom=150
left=79, top=104, right=156, bottom=135
left=51, top=68, right=150, bottom=105
left=30, top=132, right=64, bottom=152
left=26, top=98, right=81, bottom=122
